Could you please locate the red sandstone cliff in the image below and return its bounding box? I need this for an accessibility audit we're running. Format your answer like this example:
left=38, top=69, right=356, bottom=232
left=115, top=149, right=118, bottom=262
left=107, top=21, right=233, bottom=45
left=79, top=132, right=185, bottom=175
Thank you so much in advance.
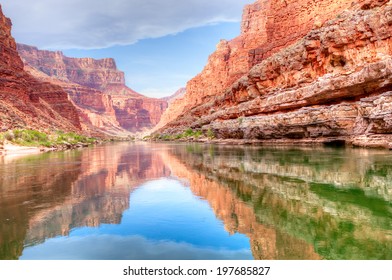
left=17, top=44, right=168, bottom=134
left=0, top=6, right=81, bottom=132
left=158, top=0, right=392, bottom=148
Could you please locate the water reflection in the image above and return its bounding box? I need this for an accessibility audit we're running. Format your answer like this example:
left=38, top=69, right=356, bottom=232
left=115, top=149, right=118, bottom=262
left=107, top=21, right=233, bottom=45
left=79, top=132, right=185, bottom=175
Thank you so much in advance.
left=0, top=143, right=171, bottom=260
left=0, top=143, right=391, bottom=259
left=167, top=144, right=392, bottom=259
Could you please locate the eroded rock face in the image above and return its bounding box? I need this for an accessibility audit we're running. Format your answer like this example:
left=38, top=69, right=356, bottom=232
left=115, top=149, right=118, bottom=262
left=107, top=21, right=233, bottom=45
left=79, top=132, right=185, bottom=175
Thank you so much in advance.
left=17, top=44, right=167, bottom=134
left=157, top=0, right=355, bottom=129
left=0, top=6, right=81, bottom=132
left=159, top=0, right=392, bottom=148
left=17, top=44, right=125, bottom=91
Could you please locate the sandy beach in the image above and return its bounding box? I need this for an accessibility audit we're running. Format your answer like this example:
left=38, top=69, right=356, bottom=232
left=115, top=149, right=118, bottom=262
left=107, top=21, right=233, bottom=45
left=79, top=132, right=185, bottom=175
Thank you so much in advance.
left=0, top=142, right=43, bottom=156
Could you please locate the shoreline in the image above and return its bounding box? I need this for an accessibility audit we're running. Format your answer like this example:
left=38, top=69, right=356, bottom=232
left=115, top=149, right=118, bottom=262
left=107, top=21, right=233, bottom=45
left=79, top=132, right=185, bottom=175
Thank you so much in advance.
left=0, top=141, right=95, bottom=158
left=0, top=142, right=59, bottom=157
left=0, top=129, right=102, bottom=158
left=147, top=134, right=392, bottom=150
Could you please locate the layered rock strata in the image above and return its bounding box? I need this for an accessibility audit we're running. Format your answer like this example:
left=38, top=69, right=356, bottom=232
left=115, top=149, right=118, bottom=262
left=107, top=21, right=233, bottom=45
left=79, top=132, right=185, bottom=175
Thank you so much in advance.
left=157, top=0, right=355, bottom=128
left=17, top=44, right=167, bottom=134
left=0, top=6, right=81, bottom=132
left=158, top=0, right=392, bottom=148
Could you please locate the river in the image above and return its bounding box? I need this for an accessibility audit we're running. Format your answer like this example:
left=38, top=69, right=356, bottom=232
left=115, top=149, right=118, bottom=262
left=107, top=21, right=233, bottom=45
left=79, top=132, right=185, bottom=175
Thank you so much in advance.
left=0, top=142, right=391, bottom=260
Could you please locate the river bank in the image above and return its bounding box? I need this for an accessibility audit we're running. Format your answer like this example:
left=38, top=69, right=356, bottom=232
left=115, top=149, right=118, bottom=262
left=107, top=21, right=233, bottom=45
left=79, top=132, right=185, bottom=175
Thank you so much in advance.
left=0, top=141, right=95, bottom=157
left=147, top=131, right=392, bottom=149
left=0, top=142, right=43, bottom=156
left=0, top=129, right=100, bottom=157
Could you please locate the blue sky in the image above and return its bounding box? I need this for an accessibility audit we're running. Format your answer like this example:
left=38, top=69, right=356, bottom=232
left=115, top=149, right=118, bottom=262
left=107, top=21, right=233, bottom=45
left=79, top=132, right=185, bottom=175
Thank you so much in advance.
left=63, top=22, right=242, bottom=98
left=1, top=0, right=254, bottom=98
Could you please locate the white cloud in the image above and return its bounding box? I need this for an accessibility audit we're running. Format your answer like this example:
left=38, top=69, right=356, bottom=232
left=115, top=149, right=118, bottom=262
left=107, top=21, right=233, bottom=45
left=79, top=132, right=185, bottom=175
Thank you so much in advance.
left=1, top=0, right=254, bottom=49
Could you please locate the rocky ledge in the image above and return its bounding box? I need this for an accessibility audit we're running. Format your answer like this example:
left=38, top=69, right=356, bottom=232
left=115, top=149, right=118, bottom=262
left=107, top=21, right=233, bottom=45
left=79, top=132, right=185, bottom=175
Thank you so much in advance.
left=158, top=0, right=392, bottom=149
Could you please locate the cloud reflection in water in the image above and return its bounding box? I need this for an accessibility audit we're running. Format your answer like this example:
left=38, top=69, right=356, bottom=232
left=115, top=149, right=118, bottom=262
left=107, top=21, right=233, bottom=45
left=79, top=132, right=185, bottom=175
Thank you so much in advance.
left=21, top=235, right=252, bottom=260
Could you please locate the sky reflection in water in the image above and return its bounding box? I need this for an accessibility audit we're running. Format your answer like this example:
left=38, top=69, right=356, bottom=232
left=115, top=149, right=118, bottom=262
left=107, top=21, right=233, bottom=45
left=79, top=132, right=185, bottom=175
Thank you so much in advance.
left=20, top=178, right=252, bottom=260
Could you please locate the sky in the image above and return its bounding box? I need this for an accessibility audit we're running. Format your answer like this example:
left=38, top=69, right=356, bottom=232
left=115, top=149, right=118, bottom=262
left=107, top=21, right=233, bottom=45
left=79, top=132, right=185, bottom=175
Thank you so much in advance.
left=1, top=0, right=254, bottom=98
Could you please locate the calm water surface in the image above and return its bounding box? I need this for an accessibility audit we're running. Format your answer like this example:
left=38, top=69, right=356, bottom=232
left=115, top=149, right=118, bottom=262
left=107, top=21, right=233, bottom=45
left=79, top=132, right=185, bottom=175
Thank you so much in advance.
left=0, top=142, right=391, bottom=260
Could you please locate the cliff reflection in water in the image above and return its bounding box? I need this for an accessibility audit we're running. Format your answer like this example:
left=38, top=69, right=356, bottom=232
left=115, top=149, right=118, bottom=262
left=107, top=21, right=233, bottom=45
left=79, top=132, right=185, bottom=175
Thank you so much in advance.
left=0, top=143, right=170, bottom=260
left=167, top=144, right=392, bottom=259
left=1, top=142, right=391, bottom=260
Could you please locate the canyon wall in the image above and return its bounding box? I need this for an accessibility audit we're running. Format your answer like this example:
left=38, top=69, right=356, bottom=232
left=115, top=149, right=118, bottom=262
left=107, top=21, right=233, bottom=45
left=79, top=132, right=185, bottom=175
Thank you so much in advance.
left=158, top=0, right=392, bottom=148
left=17, top=44, right=168, bottom=135
left=157, top=0, right=355, bottom=128
left=0, top=6, right=81, bottom=132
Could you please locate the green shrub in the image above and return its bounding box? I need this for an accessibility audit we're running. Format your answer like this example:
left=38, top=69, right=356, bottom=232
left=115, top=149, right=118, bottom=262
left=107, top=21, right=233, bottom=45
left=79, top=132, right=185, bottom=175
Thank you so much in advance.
left=194, top=130, right=202, bottom=138
left=181, top=128, right=203, bottom=138
left=4, top=131, right=14, bottom=141
left=54, top=131, right=96, bottom=145
left=184, top=128, right=194, bottom=137
left=207, top=129, right=215, bottom=139
left=0, top=129, right=95, bottom=147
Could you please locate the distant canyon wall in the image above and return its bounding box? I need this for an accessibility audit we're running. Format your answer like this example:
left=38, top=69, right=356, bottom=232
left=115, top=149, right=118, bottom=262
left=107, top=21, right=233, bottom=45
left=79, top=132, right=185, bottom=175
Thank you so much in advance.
left=0, top=5, right=81, bottom=132
left=17, top=44, right=167, bottom=135
left=158, top=0, right=392, bottom=148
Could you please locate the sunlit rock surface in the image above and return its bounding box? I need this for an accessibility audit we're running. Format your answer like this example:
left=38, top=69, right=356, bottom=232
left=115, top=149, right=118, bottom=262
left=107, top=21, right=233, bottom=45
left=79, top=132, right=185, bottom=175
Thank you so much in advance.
left=0, top=6, right=81, bottom=132
left=158, top=0, right=392, bottom=148
left=17, top=44, right=167, bottom=135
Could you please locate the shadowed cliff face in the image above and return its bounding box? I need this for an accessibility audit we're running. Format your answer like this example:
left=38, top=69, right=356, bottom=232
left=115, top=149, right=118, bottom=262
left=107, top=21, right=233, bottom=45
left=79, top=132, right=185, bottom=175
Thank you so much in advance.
left=17, top=44, right=167, bottom=135
left=0, top=6, right=81, bottom=132
left=158, top=0, right=392, bottom=148
left=1, top=143, right=391, bottom=260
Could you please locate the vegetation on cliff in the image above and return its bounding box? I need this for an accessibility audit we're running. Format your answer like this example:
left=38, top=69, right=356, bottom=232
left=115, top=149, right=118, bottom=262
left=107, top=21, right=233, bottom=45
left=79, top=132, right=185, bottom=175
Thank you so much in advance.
left=147, top=128, right=215, bottom=141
